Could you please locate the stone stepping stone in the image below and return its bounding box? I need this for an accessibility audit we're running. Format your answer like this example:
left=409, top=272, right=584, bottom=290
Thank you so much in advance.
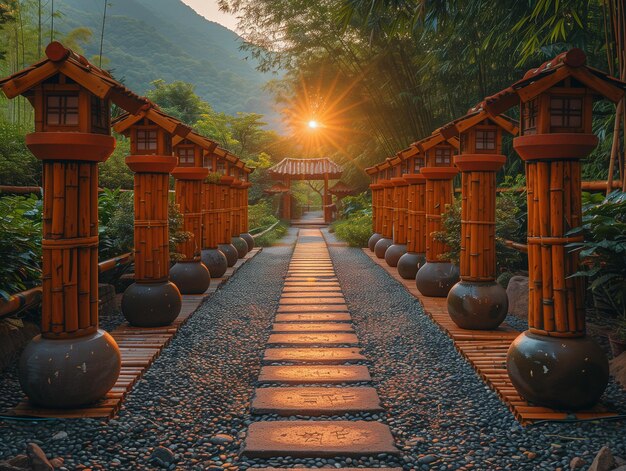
left=279, top=297, right=345, bottom=305
left=263, top=347, right=365, bottom=364
left=242, top=420, right=398, bottom=457
left=250, top=387, right=383, bottom=415
left=275, top=313, right=352, bottom=322
left=282, top=286, right=342, bottom=292
left=258, top=365, right=371, bottom=384
left=277, top=305, right=348, bottom=313
left=256, top=468, right=402, bottom=471
left=284, top=283, right=341, bottom=288
left=267, top=333, right=359, bottom=345
left=280, top=292, right=344, bottom=299
left=271, top=323, right=354, bottom=333
left=285, top=277, right=338, bottom=282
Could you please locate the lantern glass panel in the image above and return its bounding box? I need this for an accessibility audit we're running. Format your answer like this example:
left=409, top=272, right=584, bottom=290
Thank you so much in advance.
left=217, top=161, right=225, bottom=175
left=177, top=147, right=194, bottom=165
left=46, top=94, right=79, bottom=126
left=475, top=130, right=497, bottom=151
left=204, top=155, right=214, bottom=171
left=550, top=96, right=583, bottom=130
left=414, top=157, right=423, bottom=172
left=435, top=147, right=451, bottom=166
left=136, top=129, right=158, bottom=152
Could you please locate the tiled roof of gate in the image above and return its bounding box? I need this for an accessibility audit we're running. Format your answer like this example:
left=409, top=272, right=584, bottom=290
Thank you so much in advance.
left=269, top=158, right=343, bottom=180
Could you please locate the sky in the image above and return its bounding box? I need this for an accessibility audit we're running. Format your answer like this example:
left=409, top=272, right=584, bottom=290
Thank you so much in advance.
left=181, top=0, right=240, bottom=33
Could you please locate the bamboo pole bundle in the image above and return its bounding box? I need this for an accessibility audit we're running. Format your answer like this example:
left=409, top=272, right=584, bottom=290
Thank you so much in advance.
left=423, top=175, right=455, bottom=263
left=202, top=181, right=220, bottom=249
left=41, top=160, right=100, bottom=339
left=381, top=181, right=394, bottom=239
left=391, top=178, right=409, bottom=244
left=174, top=177, right=204, bottom=261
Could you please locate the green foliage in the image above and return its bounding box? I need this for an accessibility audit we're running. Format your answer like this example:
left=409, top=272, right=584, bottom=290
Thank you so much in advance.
left=0, top=121, right=39, bottom=186
left=0, top=194, right=41, bottom=299
left=248, top=200, right=279, bottom=231
left=435, top=190, right=528, bottom=273
left=146, top=80, right=210, bottom=125
left=339, top=192, right=371, bottom=219
left=99, top=136, right=133, bottom=189
left=332, top=212, right=373, bottom=248
left=569, top=191, right=626, bottom=329
left=254, top=221, right=288, bottom=247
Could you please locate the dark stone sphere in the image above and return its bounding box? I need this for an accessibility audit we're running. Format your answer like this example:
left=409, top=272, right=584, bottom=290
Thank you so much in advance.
left=218, top=243, right=238, bottom=267
left=368, top=233, right=382, bottom=252
left=447, top=280, right=508, bottom=330
left=231, top=236, right=249, bottom=258
left=374, top=237, right=393, bottom=259
left=201, top=248, right=228, bottom=278
left=121, top=281, right=181, bottom=327
left=170, top=261, right=211, bottom=294
left=415, top=262, right=460, bottom=297
left=507, top=331, right=609, bottom=410
left=240, top=232, right=255, bottom=251
left=19, top=330, right=121, bottom=408
left=384, top=243, right=407, bottom=267
left=397, top=252, right=425, bottom=280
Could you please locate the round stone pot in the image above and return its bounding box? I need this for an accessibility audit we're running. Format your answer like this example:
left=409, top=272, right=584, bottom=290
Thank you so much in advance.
left=169, top=261, right=211, bottom=295
left=507, top=331, right=609, bottom=410
left=201, top=248, right=228, bottom=278
left=415, top=262, right=460, bottom=297
left=384, top=243, right=407, bottom=267
left=397, top=252, right=425, bottom=280
left=19, top=329, right=121, bottom=408
left=218, top=243, right=239, bottom=267
left=240, top=232, right=255, bottom=251
left=121, top=281, right=182, bottom=327
left=231, top=236, right=249, bottom=258
left=374, top=237, right=393, bottom=259
left=447, top=280, right=508, bottom=330
left=368, top=233, right=382, bottom=252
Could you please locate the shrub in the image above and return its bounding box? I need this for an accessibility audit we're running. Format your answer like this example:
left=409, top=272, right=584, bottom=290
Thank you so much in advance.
left=333, top=212, right=373, bottom=247
left=339, top=192, right=371, bottom=219
left=0, top=195, right=42, bottom=299
left=254, top=221, right=288, bottom=247
left=248, top=200, right=279, bottom=231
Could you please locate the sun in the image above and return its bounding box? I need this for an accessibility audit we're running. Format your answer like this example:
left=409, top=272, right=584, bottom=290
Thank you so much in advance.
left=308, top=120, right=319, bottom=129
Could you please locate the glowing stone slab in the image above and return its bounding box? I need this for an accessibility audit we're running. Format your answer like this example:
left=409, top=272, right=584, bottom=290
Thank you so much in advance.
left=275, top=313, right=352, bottom=322
left=262, top=347, right=365, bottom=364
left=242, top=421, right=399, bottom=457
left=258, top=365, right=370, bottom=384
left=267, top=333, right=359, bottom=345
left=250, top=387, right=383, bottom=415
left=277, top=305, right=349, bottom=313
left=279, top=297, right=346, bottom=305
left=271, top=323, right=354, bottom=333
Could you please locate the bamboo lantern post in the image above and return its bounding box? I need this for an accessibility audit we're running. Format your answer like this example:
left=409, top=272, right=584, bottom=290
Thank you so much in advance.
left=366, top=166, right=383, bottom=251
left=501, top=49, right=625, bottom=410
left=214, top=153, right=239, bottom=267
left=239, top=166, right=255, bottom=251
left=385, top=156, right=409, bottom=267
left=0, top=42, right=147, bottom=408
left=445, top=110, right=518, bottom=329
left=169, top=133, right=214, bottom=294
left=415, top=134, right=460, bottom=297
left=112, top=106, right=190, bottom=327
left=199, top=151, right=229, bottom=278
left=397, top=147, right=427, bottom=279
left=229, top=161, right=249, bottom=258
left=374, top=160, right=395, bottom=258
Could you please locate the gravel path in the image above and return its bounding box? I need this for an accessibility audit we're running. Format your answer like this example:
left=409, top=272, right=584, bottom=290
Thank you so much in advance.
left=329, top=245, right=626, bottom=471
left=0, top=245, right=292, bottom=470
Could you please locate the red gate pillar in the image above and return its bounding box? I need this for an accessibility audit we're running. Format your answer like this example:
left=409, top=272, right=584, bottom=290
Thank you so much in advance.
left=397, top=173, right=426, bottom=279
left=170, top=166, right=211, bottom=294
left=385, top=177, right=409, bottom=266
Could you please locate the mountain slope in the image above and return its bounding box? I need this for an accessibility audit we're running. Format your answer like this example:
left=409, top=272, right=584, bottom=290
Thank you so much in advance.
left=55, top=0, right=278, bottom=124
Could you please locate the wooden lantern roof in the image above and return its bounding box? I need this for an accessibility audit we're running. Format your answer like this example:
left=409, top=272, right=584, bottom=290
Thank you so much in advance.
left=483, top=48, right=626, bottom=116
left=0, top=41, right=148, bottom=114
left=112, top=104, right=192, bottom=138
left=440, top=106, right=519, bottom=138
left=269, top=158, right=343, bottom=180
left=264, top=182, right=290, bottom=194
left=328, top=181, right=356, bottom=196
left=172, top=130, right=218, bottom=154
